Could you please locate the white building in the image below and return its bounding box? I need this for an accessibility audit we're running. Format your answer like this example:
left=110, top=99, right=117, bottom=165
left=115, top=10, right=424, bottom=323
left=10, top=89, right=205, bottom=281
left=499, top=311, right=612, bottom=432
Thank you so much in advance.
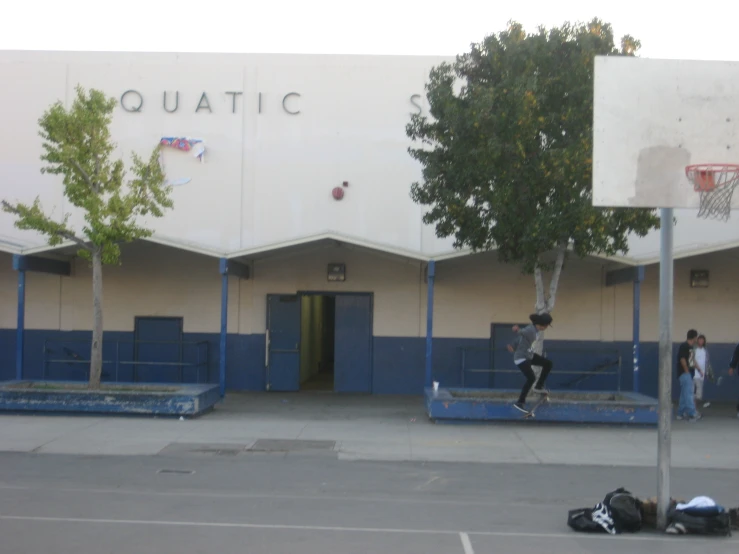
left=1, top=51, right=738, bottom=399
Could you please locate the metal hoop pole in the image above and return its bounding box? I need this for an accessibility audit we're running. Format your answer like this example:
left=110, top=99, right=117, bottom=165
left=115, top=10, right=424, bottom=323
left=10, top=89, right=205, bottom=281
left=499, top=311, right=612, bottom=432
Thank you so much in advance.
left=657, top=208, right=674, bottom=531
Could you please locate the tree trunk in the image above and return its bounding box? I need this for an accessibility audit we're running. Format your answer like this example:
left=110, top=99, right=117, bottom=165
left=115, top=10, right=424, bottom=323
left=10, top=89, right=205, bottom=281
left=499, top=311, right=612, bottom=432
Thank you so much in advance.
left=534, top=264, right=547, bottom=313
left=89, top=248, right=104, bottom=389
left=532, top=263, right=547, bottom=378
left=531, top=243, right=567, bottom=376
left=546, top=243, right=567, bottom=313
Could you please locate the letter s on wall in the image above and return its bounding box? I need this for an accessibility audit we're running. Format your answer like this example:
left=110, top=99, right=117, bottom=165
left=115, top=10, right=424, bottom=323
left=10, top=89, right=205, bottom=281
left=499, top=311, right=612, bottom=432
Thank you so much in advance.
left=410, top=94, right=422, bottom=115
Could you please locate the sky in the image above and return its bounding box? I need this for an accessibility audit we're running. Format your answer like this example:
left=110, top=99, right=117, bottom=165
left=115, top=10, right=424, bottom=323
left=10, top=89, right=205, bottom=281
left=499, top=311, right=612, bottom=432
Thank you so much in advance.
left=1, top=0, right=737, bottom=61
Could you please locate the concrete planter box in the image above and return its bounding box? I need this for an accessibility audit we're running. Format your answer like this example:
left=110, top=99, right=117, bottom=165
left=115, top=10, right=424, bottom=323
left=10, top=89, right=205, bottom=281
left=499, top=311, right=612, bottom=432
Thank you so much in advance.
left=0, top=380, right=220, bottom=417
left=425, top=387, right=658, bottom=425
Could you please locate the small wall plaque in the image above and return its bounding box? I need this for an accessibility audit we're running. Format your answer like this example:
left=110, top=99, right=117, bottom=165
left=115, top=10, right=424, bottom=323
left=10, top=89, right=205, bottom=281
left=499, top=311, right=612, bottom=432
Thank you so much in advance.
left=690, top=269, right=709, bottom=288
left=328, top=263, right=346, bottom=282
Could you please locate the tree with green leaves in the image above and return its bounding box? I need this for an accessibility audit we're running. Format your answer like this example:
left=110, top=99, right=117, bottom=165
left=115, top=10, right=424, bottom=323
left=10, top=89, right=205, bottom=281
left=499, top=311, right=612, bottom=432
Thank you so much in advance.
left=408, top=19, right=660, bottom=327
left=2, top=86, right=174, bottom=389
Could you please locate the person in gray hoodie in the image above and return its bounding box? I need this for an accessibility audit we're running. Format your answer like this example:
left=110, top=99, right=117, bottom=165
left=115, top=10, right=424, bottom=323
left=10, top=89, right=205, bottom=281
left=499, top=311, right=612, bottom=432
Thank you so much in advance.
left=507, top=312, right=554, bottom=414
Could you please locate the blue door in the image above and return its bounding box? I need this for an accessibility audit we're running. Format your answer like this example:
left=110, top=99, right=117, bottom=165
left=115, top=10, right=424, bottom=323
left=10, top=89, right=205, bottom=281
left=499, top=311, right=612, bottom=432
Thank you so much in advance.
left=334, top=295, right=372, bottom=393
left=266, top=294, right=301, bottom=392
left=491, top=322, right=521, bottom=389
left=134, top=317, right=183, bottom=383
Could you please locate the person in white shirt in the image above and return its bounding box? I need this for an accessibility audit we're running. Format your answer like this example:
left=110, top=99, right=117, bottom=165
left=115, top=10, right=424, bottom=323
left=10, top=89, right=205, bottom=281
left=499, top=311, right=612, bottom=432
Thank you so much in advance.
left=693, top=334, right=711, bottom=409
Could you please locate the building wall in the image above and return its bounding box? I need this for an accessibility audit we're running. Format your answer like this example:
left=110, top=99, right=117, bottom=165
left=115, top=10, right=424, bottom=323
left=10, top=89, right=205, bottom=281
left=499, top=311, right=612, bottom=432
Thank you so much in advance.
left=2, top=244, right=739, bottom=400
left=4, top=51, right=739, bottom=265
left=0, top=51, right=458, bottom=257
left=20, top=244, right=221, bottom=333
left=631, top=250, right=739, bottom=343
left=0, top=252, right=15, bottom=329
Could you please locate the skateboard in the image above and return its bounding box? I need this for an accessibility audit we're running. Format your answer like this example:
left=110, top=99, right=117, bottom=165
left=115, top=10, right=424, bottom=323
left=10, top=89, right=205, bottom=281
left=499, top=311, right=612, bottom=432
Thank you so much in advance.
left=522, top=392, right=549, bottom=419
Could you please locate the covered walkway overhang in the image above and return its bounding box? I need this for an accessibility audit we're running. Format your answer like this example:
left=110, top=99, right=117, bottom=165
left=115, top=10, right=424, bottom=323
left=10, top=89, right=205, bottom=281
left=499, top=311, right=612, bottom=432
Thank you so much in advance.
left=5, top=229, right=738, bottom=396
left=3, top=238, right=229, bottom=394
left=3, top=233, right=432, bottom=396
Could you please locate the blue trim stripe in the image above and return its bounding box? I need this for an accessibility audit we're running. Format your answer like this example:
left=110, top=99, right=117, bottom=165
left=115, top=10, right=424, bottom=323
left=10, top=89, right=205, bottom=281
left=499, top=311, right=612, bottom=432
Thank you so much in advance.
left=219, top=258, right=228, bottom=397
left=16, top=269, right=25, bottom=381
left=425, top=260, right=435, bottom=387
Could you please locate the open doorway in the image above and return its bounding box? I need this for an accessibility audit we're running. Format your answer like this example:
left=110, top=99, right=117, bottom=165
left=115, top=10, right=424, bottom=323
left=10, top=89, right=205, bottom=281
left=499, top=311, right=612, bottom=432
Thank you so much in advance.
left=266, top=292, right=372, bottom=393
left=300, top=295, right=336, bottom=391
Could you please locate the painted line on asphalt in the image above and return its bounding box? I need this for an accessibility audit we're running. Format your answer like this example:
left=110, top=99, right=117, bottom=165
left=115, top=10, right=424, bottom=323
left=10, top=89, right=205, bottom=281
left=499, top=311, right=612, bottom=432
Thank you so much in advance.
left=459, top=532, right=474, bottom=554
left=0, top=483, right=567, bottom=509
left=0, top=514, right=737, bottom=543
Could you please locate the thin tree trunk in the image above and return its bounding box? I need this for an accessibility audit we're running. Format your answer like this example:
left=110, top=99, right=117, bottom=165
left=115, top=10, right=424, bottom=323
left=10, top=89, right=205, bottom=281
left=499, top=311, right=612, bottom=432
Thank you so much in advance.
left=532, top=262, right=547, bottom=378
left=531, top=244, right=567, bottom=377
left=546, top=242, right=567, bottom=312
left=534, top=263, right=547, bottom=313
left=89, top=248, right=104, bottom=389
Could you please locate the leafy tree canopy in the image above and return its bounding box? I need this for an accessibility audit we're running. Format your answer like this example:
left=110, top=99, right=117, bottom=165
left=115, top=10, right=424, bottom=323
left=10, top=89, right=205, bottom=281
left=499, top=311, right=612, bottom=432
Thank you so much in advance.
left=2, top=85, right=173, bottom=264
left=408, top=19, right=660, bottom=275
left=2, top=85, right=174, bottom=388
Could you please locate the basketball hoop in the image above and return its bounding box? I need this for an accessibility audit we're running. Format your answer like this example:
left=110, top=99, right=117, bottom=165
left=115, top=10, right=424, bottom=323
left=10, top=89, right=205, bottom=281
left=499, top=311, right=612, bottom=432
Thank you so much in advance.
left=685, top=164, right=739, bottom=221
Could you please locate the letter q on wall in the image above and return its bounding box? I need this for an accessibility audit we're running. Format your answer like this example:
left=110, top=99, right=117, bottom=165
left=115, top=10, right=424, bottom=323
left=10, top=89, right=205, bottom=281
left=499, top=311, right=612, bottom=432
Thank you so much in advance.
left=121, top=90, right=144, bottom=112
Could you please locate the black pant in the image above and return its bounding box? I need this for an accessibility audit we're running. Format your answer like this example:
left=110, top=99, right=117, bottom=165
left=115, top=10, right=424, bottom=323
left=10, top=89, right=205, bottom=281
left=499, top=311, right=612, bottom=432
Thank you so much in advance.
left=516, top=354, right=553, bottom=404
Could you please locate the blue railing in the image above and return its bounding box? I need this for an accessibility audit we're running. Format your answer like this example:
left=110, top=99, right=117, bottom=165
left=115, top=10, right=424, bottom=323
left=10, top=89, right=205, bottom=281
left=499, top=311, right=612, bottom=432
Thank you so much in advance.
left=459, top=346, right=623, bottom=391
left=42, top=337, right=211, bottom=384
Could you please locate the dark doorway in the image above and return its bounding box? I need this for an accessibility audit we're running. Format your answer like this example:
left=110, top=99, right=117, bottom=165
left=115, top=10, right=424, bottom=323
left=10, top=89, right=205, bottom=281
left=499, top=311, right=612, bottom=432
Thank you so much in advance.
left=265, top=292, right=373, bottom=393
left=300, top=295, right=336, bottom=391
left=134, top=316, right=183, bottom=383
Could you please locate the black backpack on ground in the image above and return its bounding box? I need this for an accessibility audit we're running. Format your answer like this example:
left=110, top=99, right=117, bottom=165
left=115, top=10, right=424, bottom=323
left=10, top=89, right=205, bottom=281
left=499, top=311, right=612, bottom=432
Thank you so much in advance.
left=567, top=487, right=642, bottom=535
left=603, top=488, right=643, bottom=533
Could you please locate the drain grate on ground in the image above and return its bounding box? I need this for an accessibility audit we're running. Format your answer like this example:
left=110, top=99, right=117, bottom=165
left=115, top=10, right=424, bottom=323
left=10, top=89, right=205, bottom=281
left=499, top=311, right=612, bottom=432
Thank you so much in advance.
left=248, top=439, right=336, bottom=452
left=190, top=447, right=243, bottom=456
left=156, top=443, right=250, bottom=458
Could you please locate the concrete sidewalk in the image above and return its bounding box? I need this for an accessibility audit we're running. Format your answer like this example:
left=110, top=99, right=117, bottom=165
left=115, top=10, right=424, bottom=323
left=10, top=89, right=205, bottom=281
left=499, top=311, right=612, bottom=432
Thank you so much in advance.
left=1, top=393, right=737, bottom=469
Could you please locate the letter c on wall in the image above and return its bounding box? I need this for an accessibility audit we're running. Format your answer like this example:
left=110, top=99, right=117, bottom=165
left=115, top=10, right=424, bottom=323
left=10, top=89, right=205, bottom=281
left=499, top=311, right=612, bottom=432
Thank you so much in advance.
left=282, top=92, right=301, bottom=115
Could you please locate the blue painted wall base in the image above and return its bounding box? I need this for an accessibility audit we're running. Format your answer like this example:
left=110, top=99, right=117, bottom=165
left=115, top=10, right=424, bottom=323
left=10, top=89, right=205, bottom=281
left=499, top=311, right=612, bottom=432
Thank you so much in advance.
left=1, top=328, right=738, bottom=399
left=0, top=381, right=220, bottom=417
left=425, top=388, right=658, bottom=425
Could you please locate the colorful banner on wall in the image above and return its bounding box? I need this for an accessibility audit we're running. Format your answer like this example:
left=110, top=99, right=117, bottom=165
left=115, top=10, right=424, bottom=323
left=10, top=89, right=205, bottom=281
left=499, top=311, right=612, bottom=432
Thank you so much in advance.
left=158, top=137, right=205, bottom=186
left=159, top=137, right=205, bottom=161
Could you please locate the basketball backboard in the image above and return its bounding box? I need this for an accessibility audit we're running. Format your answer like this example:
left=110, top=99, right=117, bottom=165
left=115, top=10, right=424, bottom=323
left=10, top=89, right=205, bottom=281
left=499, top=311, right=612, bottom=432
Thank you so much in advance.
left=593, top=56, right=739, bottom=209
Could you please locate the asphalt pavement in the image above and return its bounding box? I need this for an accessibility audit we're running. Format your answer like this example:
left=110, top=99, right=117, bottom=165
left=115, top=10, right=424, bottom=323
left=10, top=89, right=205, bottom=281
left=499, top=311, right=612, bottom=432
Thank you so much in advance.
left=0, top=450, right=737, bottom=553
left=0, top=393, right=738, bottom=469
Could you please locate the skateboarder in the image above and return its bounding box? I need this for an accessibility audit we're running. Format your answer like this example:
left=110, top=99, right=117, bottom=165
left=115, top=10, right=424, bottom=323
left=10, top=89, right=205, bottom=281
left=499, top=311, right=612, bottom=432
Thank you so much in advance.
left=507, top=312, right=554, bottom=414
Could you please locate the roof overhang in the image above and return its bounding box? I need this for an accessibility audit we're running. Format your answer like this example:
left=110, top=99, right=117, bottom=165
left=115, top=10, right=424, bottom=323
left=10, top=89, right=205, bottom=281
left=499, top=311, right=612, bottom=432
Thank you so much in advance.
left=5, top=230, right=739, bottom=268
left=228, top=233, right=431, bottom=263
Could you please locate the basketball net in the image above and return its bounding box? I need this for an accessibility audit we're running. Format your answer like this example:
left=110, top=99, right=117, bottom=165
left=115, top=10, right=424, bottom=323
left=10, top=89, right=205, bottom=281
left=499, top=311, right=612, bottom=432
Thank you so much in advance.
left=685, top=164, right=739, bottom=221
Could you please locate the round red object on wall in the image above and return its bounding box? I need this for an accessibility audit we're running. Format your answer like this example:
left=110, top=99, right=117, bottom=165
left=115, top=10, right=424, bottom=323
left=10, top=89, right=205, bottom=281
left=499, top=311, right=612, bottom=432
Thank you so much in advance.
left=332, top=187, right=345, bottom=200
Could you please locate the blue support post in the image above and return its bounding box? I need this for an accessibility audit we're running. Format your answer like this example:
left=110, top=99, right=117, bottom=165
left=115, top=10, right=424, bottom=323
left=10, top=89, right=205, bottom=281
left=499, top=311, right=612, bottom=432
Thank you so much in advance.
left=219, top=258, right=229, bottom=397
left=633, top=266, right=645, bottom=393
left=11, top=253, right=71, bottom=383
left=424, top=260, right=436, bottom=388
left=16, top=266, right=26, bottom=381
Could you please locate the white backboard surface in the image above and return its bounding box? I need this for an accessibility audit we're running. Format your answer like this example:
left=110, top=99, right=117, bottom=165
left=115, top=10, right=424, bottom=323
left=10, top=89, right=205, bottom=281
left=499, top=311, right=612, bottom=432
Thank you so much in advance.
left=593, top=56, right=739, bottom=208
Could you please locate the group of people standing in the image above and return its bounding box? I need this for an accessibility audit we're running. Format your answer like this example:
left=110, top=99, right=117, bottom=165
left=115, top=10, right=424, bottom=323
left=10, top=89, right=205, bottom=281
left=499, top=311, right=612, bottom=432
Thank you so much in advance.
left=676, top=329, right=739, bottom=421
